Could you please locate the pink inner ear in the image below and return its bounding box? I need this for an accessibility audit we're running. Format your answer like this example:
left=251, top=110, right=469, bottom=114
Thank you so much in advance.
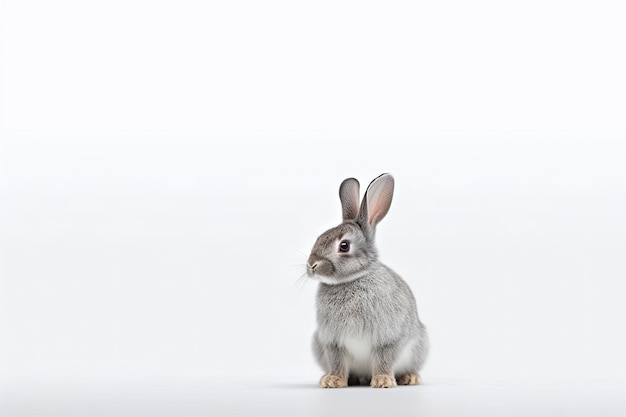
left=367, top=176, right=394, bottom=225
left=368, top=192, right=389, bottom=224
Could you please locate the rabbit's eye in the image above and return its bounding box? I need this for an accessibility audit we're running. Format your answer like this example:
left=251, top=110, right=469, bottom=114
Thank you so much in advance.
left=339, top=240, right=350, bottom=253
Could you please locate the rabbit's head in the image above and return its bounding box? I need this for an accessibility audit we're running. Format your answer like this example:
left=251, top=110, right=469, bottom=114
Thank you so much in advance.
left=306, top=174, right=395, bottom=285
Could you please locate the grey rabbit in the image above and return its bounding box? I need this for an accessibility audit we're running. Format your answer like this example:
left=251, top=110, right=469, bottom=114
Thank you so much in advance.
left=306, top=173, right=429, bottom=388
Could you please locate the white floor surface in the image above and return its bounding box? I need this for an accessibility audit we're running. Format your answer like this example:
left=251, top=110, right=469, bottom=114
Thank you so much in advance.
left=2, top=375, right=625, bottom=417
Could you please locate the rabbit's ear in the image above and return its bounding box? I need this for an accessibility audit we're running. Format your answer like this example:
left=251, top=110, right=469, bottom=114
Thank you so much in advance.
left=339, top=178, right=360, bottom=221
left=358, top=173, right=395, bottom=232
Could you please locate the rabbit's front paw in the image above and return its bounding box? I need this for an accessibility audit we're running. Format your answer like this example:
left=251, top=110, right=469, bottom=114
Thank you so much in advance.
left=320, top=375, right=347, bottom=388
left=397, top=373, right=421, bottom=385
left=370, top=374, right=397, bottom=388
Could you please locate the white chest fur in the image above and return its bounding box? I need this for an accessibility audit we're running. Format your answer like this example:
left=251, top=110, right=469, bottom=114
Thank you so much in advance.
left=342, top=336, right=374, bottom=374
left=342, top=336, right=417, bottom=376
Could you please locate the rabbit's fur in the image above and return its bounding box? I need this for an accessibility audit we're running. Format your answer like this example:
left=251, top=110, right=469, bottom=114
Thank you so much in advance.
left=306, top=174, right=428, bottom=388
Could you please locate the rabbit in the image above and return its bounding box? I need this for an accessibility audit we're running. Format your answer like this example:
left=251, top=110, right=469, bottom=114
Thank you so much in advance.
left=306, top=173, right=429, bottom=388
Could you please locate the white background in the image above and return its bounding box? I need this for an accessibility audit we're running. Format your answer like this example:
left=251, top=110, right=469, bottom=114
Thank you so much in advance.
left=1, top=1, right=626, bottom=416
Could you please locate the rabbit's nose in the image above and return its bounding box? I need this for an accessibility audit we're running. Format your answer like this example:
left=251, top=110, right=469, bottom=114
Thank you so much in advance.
left=307, top=255, right=320, bottom=271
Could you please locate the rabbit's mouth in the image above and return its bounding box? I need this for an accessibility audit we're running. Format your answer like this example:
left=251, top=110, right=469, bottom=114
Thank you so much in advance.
left=307, top=260, right=370, bottom=286
left=306, top=257, right=336, bottom=278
